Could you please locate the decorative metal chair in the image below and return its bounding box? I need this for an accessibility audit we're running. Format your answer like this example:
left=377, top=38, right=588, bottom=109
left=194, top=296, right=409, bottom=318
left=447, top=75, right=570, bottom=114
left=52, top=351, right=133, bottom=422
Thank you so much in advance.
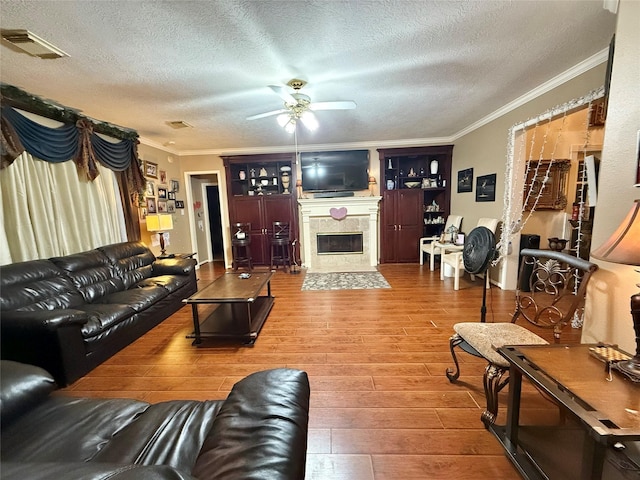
left=231, top=223, right=252, bottom=271
left=419, top=214, right=463, bottom=270
left=445, top=248, right=598, bottom=427
left=270, top=221, right=291, bottom=271
left=440, top=217, right=499, bottom=290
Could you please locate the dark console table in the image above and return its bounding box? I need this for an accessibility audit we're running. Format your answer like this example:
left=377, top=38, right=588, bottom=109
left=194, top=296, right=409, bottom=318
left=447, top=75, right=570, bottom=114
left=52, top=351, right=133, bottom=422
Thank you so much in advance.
left=490, top=344, right=639, bottom=480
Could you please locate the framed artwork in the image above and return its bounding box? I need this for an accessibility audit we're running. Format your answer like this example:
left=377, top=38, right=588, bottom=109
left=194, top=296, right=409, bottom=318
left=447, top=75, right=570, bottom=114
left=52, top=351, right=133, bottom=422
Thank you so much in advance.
left=175, top=200, right=185, bottom=209
left=476, top=174, right=496, bottom=202
left=145, top=180, right=155, bottom=197
left=146, top=197, right=157, bottom=213
left=159, top=170, right=167, bottom=184
left=157, top=200, right=168, bottom=213
left=170, top=179, right=179, bottom=192
left=139, top=207, right=147, bottom=220
left=167, top=200, right=176, bottom=213
left=168, top=191, right=176, bottom=200
left=457, top=168, right=473, bottom=193
left=145, top=161, right=158, bottom=178
left=158, top=187, right=167, bottom=199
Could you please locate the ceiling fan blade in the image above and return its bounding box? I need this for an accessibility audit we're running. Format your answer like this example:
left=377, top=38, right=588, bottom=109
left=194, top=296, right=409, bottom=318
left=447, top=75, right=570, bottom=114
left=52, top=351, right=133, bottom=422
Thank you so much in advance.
left=268, top=85, right=296, bottom=104
left=246, top=108, right=288, bottom=121
left=310, top=101, right=357, bottom=111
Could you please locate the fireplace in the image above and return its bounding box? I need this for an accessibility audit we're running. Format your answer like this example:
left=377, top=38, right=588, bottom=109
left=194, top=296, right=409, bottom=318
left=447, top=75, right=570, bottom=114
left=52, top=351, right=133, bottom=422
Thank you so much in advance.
left=317, top=232, right=364, bottom=254
left=298, top=196, right=381, bottom=272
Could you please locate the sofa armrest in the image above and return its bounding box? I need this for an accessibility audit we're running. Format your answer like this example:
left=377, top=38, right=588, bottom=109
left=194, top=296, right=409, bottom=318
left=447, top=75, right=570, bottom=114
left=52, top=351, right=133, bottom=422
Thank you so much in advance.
left=0, top=462, right=198, bottom=480
left=1, top=311, right=89, bottom=387
left=152, top=258, right=197, bottom=276
left=1, top=310, right=88, bottom=332
left=192, top=368, right=310, bottom=480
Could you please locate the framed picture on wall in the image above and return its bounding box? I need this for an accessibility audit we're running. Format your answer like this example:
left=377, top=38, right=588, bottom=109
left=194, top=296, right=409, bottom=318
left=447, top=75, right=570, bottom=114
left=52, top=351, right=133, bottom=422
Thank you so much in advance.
left=170, top=179, right=179, bottom=192
left=167, top=200, right=176, bottom=213
left=158, top=188, right=167, bottom=199
left=168, top=191, right=176, bottom=200
left=145, top=180, right=155, bottom=197
left=145, top=161, right=158, bottom=178
left=159, top=170, right=167, bottom=184
left=146, top=197, right=157, bottom=213
left=457, top=168, right=473, bottom=193
left=157, top=200, right=168, bottom=213
left=476, top=173, right=496, bottom=202
left=175, top=200, right=185, bottom=209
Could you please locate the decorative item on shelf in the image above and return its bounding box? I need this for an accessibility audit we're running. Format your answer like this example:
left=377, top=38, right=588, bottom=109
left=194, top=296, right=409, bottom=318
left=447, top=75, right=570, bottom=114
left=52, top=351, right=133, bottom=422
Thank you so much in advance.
left=404, top=181, right=420, bottom=189
left=548, top=237, right=568, bottom=251
left=591, top=199, right=640, bottom=382
left=146, top=214, right=173, bottom=256
left=259, top=167, right=268, bottom=177
left=408, top=168, right=417, bottom=177
left=250, top=168, right=256, bottom=178
left=430, top=159, right=439, bottom=175
left=281, top=173, right=290, bottom=194
left=368, top=176, right=376, bottom=196
left=251, top=178, right=256, bottom=187
left=421, top=178, right=430, bottom=189
left=399, top=168, right=405, bottom=177
left=239, top=170, right=246, bottom=180
left=387, top=179, right=395, bottom=190
left=260, top=178, right=269, bottom=186
left=420, top=166, right=425, bottom=176
left=387, top=158, right=393, bottom=170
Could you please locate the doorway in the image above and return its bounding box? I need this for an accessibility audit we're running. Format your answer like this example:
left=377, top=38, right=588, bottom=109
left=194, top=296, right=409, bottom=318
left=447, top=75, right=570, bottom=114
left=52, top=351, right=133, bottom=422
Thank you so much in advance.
left=206, top=185, right=224, bottom=261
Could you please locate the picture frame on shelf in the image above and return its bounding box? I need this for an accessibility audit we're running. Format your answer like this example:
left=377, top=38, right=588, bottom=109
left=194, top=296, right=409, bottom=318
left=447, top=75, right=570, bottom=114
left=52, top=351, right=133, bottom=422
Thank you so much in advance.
left=158, top=188, right=167, bottom=199
left=476, top=173, right=496, bottom=202
left=458, top=168, right=473, bottom=193
left=145, top=161, right=158, bottom=178
left=146, top=197, right=157, bottom=213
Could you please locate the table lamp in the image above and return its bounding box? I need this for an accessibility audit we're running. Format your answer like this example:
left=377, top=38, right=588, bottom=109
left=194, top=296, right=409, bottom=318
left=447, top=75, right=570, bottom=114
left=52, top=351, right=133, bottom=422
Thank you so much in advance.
left=146, top=213, right=174, bottom=256
left=591, top=199, right=640, bottom=381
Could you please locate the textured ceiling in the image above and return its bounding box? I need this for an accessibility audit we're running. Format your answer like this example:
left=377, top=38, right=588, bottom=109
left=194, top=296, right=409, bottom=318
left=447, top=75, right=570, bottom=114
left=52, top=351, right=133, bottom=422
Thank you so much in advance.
left=0, top=1, right=616, bottom=154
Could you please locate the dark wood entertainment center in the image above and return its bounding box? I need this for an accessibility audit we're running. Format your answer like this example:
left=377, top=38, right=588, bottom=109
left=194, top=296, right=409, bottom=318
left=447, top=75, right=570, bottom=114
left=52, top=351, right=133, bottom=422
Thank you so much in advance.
left=378, top=145, right=453, bottom=263
left=222, top=153, right=299, bottom=267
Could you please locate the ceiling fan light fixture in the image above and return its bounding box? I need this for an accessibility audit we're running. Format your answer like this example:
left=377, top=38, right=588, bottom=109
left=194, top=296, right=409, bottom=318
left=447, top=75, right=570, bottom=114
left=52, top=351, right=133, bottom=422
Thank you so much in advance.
left=284, top=120, right=297, bottom=134
left=277, top=113, right=291, bottom=127
left=300, top=111, right=318, bottom=131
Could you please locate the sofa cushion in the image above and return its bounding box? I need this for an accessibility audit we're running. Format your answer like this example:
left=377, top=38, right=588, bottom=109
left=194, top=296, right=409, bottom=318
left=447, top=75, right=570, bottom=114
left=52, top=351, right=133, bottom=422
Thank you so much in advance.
left=93, top=400, right=223, bottom=472
left=75, top=303, right=137, bottom=338
left=0, top=462, right=198, bottom=480
left=0, top=260, right=85, bottom=311
left=98, top=286, right=169, bottom=312
left=137, top=275, right=192, bottom=294
left=1, top=396, right=150, bottom=463
left=98, top=241, right=156, bottom=289
left=0, top=361, right=57, bottom=426
left=50, top=250, right=124, bottom=303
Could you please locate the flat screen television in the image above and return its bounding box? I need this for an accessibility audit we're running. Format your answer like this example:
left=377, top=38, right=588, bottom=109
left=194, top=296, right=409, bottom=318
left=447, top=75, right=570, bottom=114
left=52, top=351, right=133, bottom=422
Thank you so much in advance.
left=300, top=150, right=369, bottom=192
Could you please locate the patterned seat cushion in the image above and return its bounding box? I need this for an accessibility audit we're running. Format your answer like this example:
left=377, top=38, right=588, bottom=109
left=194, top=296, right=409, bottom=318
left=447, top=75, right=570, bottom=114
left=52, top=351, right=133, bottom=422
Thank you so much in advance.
left=453, top=322, right=548, bottom=367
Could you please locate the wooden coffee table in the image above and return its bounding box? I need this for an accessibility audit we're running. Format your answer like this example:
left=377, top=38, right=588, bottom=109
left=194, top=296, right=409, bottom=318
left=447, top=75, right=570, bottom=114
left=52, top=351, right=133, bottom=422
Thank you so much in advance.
left=185, top=271, right=274, bottom=345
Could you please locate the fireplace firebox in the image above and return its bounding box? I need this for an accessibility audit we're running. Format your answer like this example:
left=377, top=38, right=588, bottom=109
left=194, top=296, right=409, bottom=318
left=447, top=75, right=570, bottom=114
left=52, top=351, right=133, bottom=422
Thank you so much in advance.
left=317, top=232, right=364, bottom=254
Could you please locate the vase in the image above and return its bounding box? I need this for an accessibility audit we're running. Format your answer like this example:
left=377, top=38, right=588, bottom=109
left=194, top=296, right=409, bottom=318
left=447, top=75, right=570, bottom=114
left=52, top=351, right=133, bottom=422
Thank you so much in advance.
left=386, top=179, right=395, bottom=190
left=430, top=160, right=439, bottom=175
left=388, top=158, right=393, bottom=169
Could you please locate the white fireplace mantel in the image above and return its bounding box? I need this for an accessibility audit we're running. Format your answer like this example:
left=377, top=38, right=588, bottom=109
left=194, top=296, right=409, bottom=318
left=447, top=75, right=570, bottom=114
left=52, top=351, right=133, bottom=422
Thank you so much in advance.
left=298, top=196, right=381, bottom=271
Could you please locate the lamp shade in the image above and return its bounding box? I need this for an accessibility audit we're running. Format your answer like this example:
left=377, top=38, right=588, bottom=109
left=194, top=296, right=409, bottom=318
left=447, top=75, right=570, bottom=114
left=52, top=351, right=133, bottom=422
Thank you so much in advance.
left=591, top=199, right=640, bottom=266
left=146, top=214, right=173, bottom=232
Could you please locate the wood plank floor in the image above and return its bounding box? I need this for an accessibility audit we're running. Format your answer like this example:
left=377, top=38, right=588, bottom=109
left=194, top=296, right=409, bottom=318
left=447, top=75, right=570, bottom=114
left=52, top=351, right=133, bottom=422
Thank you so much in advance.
left=63, top=263, right=581, bottom=479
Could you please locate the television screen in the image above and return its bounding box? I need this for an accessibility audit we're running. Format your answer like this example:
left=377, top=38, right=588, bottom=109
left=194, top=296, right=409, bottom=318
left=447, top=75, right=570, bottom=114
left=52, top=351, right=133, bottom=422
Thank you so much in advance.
left=300, top=150, right=369, bottom=192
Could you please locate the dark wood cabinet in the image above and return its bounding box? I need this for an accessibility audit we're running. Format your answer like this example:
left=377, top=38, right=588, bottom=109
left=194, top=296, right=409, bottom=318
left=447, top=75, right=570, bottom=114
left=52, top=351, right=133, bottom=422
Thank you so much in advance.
left=378, top=145, right=453, bottom=263
left=222, top=153, right=298, bottom=267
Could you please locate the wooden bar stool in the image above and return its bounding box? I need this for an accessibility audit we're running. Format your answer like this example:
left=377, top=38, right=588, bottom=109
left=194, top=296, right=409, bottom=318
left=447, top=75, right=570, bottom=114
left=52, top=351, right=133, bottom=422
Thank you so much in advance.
left=231, top=223, right=252, bottom=271
left=270, top=221, right=291, bottom=271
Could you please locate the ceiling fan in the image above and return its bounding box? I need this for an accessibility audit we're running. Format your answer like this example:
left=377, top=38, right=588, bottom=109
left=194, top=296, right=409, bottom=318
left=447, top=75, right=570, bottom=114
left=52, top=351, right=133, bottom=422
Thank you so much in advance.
left=247, top=79, right=356, bottom=132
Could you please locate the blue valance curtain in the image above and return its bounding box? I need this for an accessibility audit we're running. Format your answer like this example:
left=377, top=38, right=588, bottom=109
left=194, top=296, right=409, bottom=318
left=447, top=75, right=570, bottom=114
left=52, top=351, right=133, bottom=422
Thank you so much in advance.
left=1, top=105, right=145, bottom=241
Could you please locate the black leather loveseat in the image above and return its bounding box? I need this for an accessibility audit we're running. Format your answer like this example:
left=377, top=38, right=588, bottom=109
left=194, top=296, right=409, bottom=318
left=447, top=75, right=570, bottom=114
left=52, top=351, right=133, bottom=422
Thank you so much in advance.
left=0, top=241, right=197, bottom=386
left=0, top=361, right=310, bottom=480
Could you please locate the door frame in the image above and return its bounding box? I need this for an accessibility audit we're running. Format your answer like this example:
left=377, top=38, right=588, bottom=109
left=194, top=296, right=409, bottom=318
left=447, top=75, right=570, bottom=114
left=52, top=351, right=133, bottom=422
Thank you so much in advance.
left=184, top=170, right=231, bottom=268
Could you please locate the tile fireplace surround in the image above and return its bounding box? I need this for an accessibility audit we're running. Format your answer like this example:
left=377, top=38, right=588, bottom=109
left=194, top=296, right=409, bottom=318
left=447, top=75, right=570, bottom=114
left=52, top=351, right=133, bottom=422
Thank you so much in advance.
left=298, top=196, right=382, bottom=272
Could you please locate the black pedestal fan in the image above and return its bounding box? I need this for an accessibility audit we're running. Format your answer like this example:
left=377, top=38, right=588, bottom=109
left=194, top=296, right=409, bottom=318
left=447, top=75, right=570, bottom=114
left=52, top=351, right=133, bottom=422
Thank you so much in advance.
left=462, top=226, right=497, bottom=323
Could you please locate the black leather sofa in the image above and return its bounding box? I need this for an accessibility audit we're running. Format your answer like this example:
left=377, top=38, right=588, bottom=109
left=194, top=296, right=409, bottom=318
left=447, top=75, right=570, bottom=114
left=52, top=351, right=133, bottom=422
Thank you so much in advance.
left=0, top=241, right=197, bottom=386
left=0, top=361, right=310, bottom=480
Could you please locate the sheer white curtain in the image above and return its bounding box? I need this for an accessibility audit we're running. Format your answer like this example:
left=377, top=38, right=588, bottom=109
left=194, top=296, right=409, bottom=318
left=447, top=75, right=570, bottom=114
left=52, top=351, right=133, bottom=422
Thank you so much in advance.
left=0, top=152, right=126, bottom=265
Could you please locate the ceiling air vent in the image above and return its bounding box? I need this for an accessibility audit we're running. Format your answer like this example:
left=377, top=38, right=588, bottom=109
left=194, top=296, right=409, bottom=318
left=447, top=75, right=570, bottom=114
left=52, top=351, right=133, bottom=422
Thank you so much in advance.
left=166, top=120, right=193, bottom=129
left=1, top=29, right=68, bottom=59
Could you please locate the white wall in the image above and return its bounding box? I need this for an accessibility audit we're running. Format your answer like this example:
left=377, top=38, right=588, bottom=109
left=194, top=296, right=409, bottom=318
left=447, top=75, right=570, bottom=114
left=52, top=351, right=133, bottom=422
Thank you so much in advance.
left=582, top=0, right=640, bottom=353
